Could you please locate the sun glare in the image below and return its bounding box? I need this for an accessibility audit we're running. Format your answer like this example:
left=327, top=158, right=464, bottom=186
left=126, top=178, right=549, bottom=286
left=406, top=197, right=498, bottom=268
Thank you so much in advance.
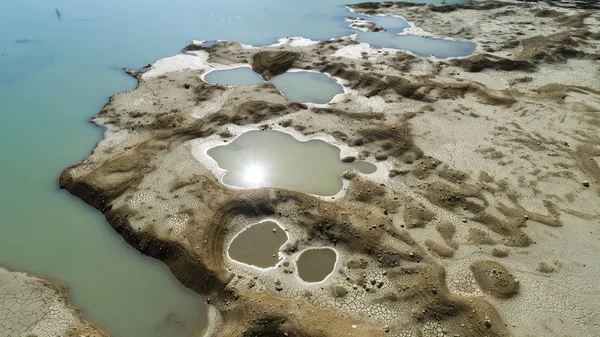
left=243, top=164, right=265, bottom=187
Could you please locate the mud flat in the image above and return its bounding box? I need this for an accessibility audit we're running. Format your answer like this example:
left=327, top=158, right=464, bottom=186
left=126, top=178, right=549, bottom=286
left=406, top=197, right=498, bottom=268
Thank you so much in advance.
left=0, top=267, right=106, bottom=337
left=59, top=1, right=600, bottom=336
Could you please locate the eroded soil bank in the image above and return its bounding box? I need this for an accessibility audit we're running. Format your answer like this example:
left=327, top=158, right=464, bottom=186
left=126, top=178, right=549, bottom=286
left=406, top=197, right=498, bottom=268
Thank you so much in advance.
left=58, top=1, right=600, bottom=336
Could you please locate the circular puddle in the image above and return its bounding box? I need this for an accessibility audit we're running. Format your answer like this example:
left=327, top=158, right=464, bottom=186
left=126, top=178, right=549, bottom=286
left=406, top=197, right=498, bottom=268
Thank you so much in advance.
left=228, top=220, right=288, bottom=269
left=296, top=247, right=337, bottom=283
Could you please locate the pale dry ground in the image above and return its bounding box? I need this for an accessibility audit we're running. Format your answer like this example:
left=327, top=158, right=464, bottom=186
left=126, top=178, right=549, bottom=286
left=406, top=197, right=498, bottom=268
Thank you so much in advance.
left=58, top=1, right=600, bottom=336
left=348, top=2, right=600, bottom=335
left=0, top=267, right=106, bottom=337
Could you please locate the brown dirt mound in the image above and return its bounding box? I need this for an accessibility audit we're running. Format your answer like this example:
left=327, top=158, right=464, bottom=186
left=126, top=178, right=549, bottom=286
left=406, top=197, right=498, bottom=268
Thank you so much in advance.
left=470, top=260, right=519, bottom=298
left=349, top=1, right=507, bottom=14
left=429, top=1, right=508, bottom=13
left=65, top=323, right=108, bottom=337
left=425, top=239, right=455, bottom=257
left=311, top=107, right=385, bottom=120
left=319, top=63, right=516, bottom=105
left=182, top=43, right=204, bottom=52
left=574, top=144, right=600, bottom=186
left=450, top=54, right=535, bottom=72
left=207, top=100, right=307, bottom=126
left=252, top=51, right=301, bottom=80
left=518, top=33, right=586, bottom=63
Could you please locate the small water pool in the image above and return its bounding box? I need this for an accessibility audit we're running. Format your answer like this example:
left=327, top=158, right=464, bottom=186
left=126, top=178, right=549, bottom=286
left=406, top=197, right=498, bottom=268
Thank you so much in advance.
left=271, top=71, right=344, bottom=104
left=206, top=130, right=376, bottom=196
left=358, top=32, right=476, bottom=58
left=228, top=221, right=288, bottom=269
left=296, top=248, right=337, bottom=283
left=203, top=67, right=264, bottom=87
left=203, top=68, right=344, bottom=104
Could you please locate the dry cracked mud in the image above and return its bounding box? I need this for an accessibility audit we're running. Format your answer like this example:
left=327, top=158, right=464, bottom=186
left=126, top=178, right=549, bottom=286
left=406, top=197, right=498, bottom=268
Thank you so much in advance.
left=56, top=1, right=600, bottom=336
left=0, top=267, right=106, bottom=337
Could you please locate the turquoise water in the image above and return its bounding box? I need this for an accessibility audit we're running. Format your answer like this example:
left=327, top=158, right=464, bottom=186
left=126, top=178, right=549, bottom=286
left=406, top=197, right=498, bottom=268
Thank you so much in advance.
left=204, top=68, right=344, bottom=104
left=0, top=0, right=469, bottom=336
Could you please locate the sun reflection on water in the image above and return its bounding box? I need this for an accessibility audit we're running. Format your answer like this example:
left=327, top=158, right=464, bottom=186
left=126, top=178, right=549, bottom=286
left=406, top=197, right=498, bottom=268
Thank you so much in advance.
left=243, top=163, right=265, bottom=187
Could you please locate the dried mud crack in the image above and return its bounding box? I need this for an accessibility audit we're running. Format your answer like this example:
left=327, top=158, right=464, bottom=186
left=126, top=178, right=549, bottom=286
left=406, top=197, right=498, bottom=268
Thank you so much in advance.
left=0, top=267, right=107, bottom=337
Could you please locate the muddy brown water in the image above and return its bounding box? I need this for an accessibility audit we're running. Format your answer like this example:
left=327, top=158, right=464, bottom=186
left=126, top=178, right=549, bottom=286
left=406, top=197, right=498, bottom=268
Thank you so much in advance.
left=296, top=248, right=337, bottom=283
left=207, top=130, right=376, bottom=196
left=228, top=221, right=288, bottom=268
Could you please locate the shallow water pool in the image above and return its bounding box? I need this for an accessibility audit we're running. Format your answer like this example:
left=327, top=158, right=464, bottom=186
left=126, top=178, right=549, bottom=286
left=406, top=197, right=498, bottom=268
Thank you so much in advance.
left=204, top=68, right=345, bottom=104
left=207, top=130, right=376, bottom=196
left=204, top=66, right=264, bottom=87
left=228, top=221, right=288, bottom=268
left=271, top=71, right=345, bottom=104
left=296, top=248, right=337, bottom=283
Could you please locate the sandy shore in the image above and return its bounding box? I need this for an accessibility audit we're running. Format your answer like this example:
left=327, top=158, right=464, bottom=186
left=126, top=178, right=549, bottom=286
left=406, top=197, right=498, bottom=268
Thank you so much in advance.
left=59, top=1, right=600, bottom=336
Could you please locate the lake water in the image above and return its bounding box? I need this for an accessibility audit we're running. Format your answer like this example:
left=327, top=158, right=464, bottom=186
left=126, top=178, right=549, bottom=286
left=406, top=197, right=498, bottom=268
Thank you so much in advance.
left=207, top=130, right=377, bottom=196
left=0, top=0, right=470, bottom=336
left=204, top=67, right=345, bottom=104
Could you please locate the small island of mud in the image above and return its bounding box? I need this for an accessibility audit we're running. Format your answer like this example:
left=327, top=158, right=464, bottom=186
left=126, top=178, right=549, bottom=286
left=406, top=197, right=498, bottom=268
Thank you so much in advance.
left=59, top=1, right=600, bottom=336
